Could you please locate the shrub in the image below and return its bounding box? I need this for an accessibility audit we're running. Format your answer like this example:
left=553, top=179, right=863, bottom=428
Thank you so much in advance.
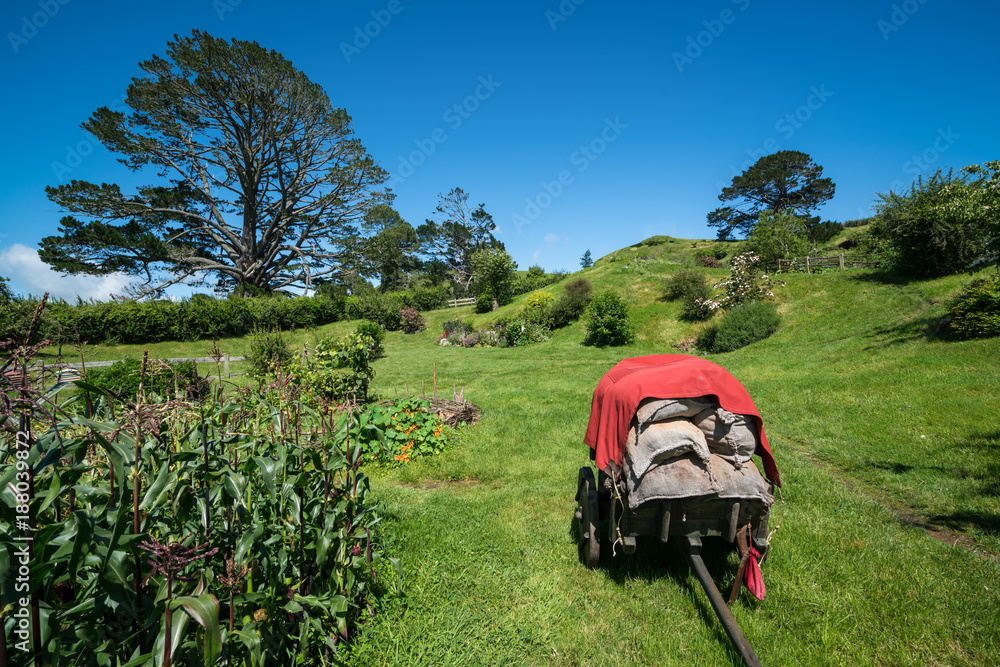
left=711, top=245, right=729, bottom=260
left=664, top=269, right=714, bottom=321
left=502, top=317, right=550, bottom=347
left=664, top=269, right=707, bottom=301
left=87, top=357, right=209, bottom=401
left=355, top=319, right=386, bottom=359
left=522, top=290, right=555, bottom=325
left=705, top=301, right=781, bottom=353
left=291, top=332, right=375, bottom=404
left=697, top=255, right=723, bottom=268
left=474, top=292, right=494, bottom=313
left=696, top=323, right=719, bottom=352
left=408, top=284, right=448, bottom=311
left=549, top=278, right=592, bottom=329
left=400, top=306, right=425, bottom=334
left=872, top=167, right=995, bottom=278
left=350, top=292, right=403, bottom=330
left=697, top=252, right=783, bottom=312
left=584, top=291, right=636, bottom=347
left=947, top=271, right=1000, bottom=339
left=246, top=326, right=293, bottom=378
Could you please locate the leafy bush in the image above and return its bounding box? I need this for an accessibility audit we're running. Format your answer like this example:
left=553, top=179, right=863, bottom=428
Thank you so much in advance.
left=745, top=210, right=812, bottom=270
left=872, top=168, right=993, bottom=278
left=514, top=265, right=564, bottom=295
left=548, top=278, right=592, bottom=329
left=291, top=332, right=375, bottom=405
left=502, top=317, right=550, bottom=347
left=947, top=271, right=1000, bottom=339
left=471, top=248, right=517, bottom=306
left=702, top=301, right=780, bottom=353
left=664, top=269, right=707, bottom=300
left=246, top=326, right=293, bottom=378
left=522, top=290, right=555, bottom=325
left=87, top=356, right=210, bottom=401
left=711, top=245, right=729, bottom=260
left=355, top=320, right=385, bottom=359
left=584, top=291, right=636, bottom=347
left=400, top=307, right=425, bottom=334
left=697, top=255, right=723, bottom=268
left=665, top=269, right=714, bottom=321
left=346, top=292, right=403, bottom=330
left=474, top=292, right=494, bottom=314
left=406, top=284, right=448, bottom=311
left=696, top=252, right=782, bottom=312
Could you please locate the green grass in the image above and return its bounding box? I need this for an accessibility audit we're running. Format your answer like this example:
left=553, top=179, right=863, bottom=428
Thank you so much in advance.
left=34, top=240, right=1000, bottom=665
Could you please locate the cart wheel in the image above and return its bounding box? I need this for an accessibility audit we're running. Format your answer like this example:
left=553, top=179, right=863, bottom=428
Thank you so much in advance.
left=575, top=466, right=600, bottom=568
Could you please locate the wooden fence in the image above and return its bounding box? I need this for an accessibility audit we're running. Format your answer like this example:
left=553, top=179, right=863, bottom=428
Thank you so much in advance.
left=447, top=297, right=476, bottom=308
left=777, top=253, right=882, bottom=273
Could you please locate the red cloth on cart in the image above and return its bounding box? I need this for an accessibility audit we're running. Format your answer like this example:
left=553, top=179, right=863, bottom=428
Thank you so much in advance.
left=745, top=547, right=766, bottom=600
left=583, top=354, right=781, bottom=487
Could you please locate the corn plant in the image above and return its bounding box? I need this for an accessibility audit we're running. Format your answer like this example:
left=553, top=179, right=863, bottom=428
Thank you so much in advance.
left=0, top=342, right=398, bottom=666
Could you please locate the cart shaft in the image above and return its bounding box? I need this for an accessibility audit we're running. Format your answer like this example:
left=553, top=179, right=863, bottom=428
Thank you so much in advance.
left=680, top=536, right=762, bottom=667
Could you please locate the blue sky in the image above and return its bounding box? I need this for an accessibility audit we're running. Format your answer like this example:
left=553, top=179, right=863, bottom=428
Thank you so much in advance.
left=1, top=0, right=998, bottom=299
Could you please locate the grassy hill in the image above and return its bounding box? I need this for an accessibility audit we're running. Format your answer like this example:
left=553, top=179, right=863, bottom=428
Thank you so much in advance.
left=38, top=236, right=999, bottom=665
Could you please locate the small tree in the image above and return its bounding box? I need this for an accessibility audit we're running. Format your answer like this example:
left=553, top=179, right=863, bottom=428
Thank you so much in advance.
left=470, top=247, right=517, bottom=307
left=581, top=249, right=594, bottom=268
left=745, top=210, right=812, bottom=272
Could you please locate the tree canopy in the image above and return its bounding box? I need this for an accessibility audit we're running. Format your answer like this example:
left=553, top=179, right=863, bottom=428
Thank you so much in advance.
left=416, top=188, right=502, bottom=290
left=357, top=204, right=420, bottom=292
left=41, top=30, right=389, bottom=297
left=708, top=150, right=835, bottom=240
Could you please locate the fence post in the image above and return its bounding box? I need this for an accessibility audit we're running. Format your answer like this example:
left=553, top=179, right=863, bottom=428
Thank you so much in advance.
left=805, top=256, right=811, bottom=274
left=224, top=353, right=230, bottom=378
left=839, top=253, right=845, bottom=271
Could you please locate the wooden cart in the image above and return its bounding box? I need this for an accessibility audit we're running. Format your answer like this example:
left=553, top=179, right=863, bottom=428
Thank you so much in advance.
left=577, top=354, right=781, bottom=667
left=574, top=464, right=772, bottom=667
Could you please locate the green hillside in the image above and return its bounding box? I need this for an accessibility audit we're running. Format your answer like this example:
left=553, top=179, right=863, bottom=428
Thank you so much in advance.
left=340, top=238, right=999, bottom=665
left=33, top=236, right=999, bottom=665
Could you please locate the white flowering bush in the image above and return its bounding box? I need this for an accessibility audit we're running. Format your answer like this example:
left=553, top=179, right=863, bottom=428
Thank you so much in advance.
left=695, top=252, right=784, bottom=312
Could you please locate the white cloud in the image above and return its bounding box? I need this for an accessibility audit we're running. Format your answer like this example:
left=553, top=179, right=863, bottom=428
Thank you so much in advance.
left=543, top=233, right=558, bottom=243
left=0, top=244, right=133, bottom=301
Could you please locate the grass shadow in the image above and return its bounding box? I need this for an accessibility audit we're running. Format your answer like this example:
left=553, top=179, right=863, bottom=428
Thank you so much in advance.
left=928, top=510, right=1000, bottom=538
left=566, top=519, right=746, bottom=665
